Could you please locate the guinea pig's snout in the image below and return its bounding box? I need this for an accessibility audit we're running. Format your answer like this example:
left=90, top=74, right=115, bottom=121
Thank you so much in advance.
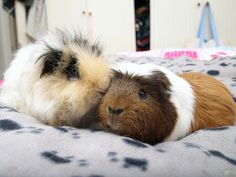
left=104, top=106, right=124, bottom=132
left=108, top=106, right=124, bottom=115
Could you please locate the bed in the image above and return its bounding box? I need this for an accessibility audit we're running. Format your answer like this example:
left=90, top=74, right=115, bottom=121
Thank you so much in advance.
left=0, top=54, right=236, bottom=177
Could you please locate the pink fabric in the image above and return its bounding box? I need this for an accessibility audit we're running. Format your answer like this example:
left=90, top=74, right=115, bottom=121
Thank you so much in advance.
left=117, top=47, right=236, bottom=60
left=164, top=51, right=198, bottom=60
left=0, top=80, right=3, bottom=87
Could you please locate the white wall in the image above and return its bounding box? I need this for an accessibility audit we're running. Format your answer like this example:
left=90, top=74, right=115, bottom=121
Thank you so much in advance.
left=151, top=0, right=236, bottom=49
left=0, top=0, right=15, bottom=79
left=151, top=0, right=202, bottom=48
left=46, top=0, right=136, bottom=54
left=208, top=0, right=236, bottom=46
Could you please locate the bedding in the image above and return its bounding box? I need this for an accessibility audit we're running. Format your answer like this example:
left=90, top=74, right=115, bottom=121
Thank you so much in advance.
left=0, top=56, right=236, bottom=177
left=117, top=47, right=236, bottom=60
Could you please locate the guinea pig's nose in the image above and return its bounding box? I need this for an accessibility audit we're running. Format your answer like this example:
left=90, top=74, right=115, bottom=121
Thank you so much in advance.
left=108, top=106, right=124, bottom=115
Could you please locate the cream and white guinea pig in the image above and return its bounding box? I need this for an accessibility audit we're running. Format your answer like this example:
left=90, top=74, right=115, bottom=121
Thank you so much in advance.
left=98, top=63, right=236, bottom=144
left=0, top=29, right=112, bottom=127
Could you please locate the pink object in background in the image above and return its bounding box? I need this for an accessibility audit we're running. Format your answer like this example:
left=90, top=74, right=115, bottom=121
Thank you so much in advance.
left=0, top=80, right=3, bottom=87
left=118, top=47, right=236, bottom=60
left=164, top=50, right=198, bottom=59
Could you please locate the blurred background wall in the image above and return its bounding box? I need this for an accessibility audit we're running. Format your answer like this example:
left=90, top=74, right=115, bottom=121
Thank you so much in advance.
left=0, top=0, right=236, bottom=79
left=0, top=0, right=17, bottom=79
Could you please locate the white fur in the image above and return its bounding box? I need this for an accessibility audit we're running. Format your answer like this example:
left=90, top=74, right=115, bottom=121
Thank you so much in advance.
left=0, top=43, right=46, bottom=112
left=0, top=30, right=111, bottom=126
left=0, top=33, right=66, bottom=117
left=0, top=30, right=72, bottom=113
left=114, top=62, right=196, bottom=141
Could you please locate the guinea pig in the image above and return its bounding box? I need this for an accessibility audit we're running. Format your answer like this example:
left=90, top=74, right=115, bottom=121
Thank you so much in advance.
left=98, top=63, right=236, bottom=144
left=0, top=29, right=112, bottom=127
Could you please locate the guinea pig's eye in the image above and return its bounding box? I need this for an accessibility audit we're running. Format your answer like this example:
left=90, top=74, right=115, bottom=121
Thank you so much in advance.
left=64, top=56, right=80, bottom=80
left=138, top=89, right=147, bottom=99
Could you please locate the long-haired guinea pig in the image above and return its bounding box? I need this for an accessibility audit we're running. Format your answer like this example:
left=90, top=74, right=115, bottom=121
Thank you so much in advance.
left=98, top=63, right=236, bottom=144
left=0, top=29, right=112, bottom=127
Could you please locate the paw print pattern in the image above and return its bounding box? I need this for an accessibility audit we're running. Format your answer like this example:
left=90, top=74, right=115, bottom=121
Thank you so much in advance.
left=108, top=151, right=119, bottom=162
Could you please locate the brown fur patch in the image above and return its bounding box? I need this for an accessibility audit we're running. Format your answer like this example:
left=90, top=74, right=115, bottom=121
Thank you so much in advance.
left=179, top=72, right=236, bottom=132
left=98, top=72, right=177, bottom=144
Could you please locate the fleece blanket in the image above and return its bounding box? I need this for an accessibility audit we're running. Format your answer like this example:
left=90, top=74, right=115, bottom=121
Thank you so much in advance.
left=117, top=47, right=236, bottom=60
left=0, top=56, right=236, bottom=177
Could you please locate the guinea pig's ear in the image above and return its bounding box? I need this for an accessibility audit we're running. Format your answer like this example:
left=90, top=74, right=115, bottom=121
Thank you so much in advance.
left=149, top=71, right=171, bottom=90
left=38, top=49, right=63, bottom=77
left=143, top=71, right=171, bottom=100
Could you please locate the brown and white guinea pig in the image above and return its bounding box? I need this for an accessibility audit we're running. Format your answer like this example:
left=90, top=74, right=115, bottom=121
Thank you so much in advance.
left=0, top=29, right=112, bottom=127
left=98, top=63, right=236, bottom=144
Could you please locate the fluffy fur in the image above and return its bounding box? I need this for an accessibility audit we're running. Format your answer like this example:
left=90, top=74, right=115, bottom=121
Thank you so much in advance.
left=98, top=70, right=177, bottom=144
left=98, top=63, right=236, bottom=144
left=0, top=29, right=113, bottom=126
left=113, top=63, right=196, bottom=141
left=179, top=72, right=236, bottom=132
